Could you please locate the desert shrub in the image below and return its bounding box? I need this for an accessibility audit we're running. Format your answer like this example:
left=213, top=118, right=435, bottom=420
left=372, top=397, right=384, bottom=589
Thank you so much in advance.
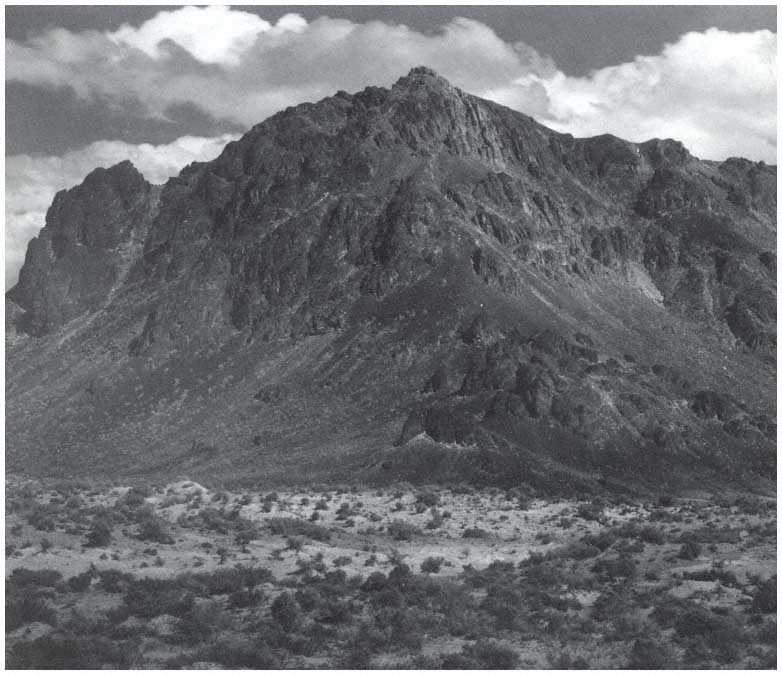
left=178, top=599, right=226, bottom=645
left=676, top=606, right=746, bottom=664
left=615, top=538, right=644, bottom=555
left=294, top=587, right=322, bottom=612
left=752, top=576, right=777, bottom=613
left=576, top=502, right=604, bottom=522
left=333, top=555, right=352, bottom=568
left=67, top=568, right=96, bottom=593
left=581, top=529, right=616, bottom=551
left=8, top=567, right=62, bottom=590
left=757, top=619, right=776, bottom=645
left=137, top=512, right=173, bottom=544
left=27, top=505, right=57, bottom=532
left=84, top=517, right=112, bottom=547
left=203, top=637, right=281, bottom=669
left=6, top=594, right=57, bottom=631
left=271, top=592, right=301, bottom=633
left=362, top=571, right=389, bottom=592
left=559, top=541, right=601, bottom=560
left=732, top=495, right=771, bottom=515
left=416, top=490, right=440, bottom=507
left=674, top=606, right=731, bottom=639
left=387, top=519, right=422, bottom=541
left=199, top=567, right=244, bottom=596
left=425, top=508, right=444, bottom=530
left=228, top=588, right=264, bottom=608
left=649, top=595, right=692, bottom=629
left=335, top=502, right=358, bottom=520
left=462, top=527, right=490, bottom=539
left=118, top=486, right=150, bottom=508
left=267, top=517, right=331, bottom=542
left=680, top=526, right=740, bottom=544
left=553, top=654, right=590, bottom=669
left=96, top=568, right=135, bottom=594
left=322, top=569, right=349, bottom=589
left=628, top=637, right=677, bottom=669
left=286, top=536, right=305, bottom=552
left=383, top=608, right=424, bottom=650
left=591, top=588, right=632, bottom=622
left=7, top=634, right=129, bottom=669
left=234, top=521, right=259, bottom=549
left=316, top=598, right=353, bottom=624
left=340, top=633, right=377, bottom=668
left=649, top=508, right=681, bottom=523
left=682, top=567, right=740, bottom=588
left=123, top=581, right=195, bottom=619
left=677, top=540, right=702, bottom=560
left=387, top=564, right=413, bottom=590
left=462, top=639, right=519, bottom=669
left=656, top=495, right=674, bottom=507
left=516, top=556, right=573, bottom=590
left=639, top=526, right=666, bottom=544
left=591, top=554, right=636, bottom=582
left=421, top=556, right=444, bottom=573
left=482, top=588, right=525, bottom=631
left=184, top=507, right=229, bottom=534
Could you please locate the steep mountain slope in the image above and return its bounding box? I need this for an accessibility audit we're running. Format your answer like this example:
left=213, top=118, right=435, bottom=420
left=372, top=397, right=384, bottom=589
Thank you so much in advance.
left=6, top=68, right=776, bottom=493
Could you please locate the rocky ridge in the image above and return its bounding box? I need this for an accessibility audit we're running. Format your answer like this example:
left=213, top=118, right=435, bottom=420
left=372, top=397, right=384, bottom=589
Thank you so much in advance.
left=6, top=67, right=776, bottom=492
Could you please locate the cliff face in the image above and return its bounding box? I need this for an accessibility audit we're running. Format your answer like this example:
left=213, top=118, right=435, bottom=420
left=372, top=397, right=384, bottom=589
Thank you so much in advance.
left=6, top=68, right=776, bottom=492
left=8, top=160, right=159, bottom=336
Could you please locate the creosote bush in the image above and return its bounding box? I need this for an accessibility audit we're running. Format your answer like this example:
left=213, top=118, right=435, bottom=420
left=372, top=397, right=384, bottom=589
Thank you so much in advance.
left=267, top=517, right=332, bottom=542
left=678, top=539, right=702, bottom=560
left=387, top=519, right=421, bottom=541
left=420, top=556, right=444, bottom=573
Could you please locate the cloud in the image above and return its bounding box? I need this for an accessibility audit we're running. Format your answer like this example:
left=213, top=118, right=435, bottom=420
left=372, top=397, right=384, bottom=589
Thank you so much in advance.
left=5, top=134, right=238, bottom=289
left=7, top=9, right=774, bottom=163
left=494, top=28, right=776, bottom=162
left=6, top=9, right=554, bottom=128
left=108, top=5, right=290, bottom=66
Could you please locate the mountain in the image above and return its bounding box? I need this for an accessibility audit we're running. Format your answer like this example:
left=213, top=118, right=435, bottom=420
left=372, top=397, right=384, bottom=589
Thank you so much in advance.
left=6, top=67, right=776, bottom=494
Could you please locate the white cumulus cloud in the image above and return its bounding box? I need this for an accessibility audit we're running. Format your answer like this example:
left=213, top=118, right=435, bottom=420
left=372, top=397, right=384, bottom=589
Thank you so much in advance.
left=497, top=28, right=777, bottom=162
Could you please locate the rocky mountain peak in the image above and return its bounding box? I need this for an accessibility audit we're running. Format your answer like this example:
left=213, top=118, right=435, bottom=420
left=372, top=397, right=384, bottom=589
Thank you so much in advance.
left=392, top=66, right=455, bottom=92
left=5, top=69, right=776, bottom=491
left=7, top=159, right=157, bottom=335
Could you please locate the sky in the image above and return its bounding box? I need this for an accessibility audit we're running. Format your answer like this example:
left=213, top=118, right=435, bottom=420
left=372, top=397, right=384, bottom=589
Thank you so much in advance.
left=4, top=4, right=778, bottom=289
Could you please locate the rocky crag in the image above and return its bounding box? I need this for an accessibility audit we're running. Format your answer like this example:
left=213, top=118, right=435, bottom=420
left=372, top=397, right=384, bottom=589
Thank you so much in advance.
left=6, top=68, right=776, bottom=493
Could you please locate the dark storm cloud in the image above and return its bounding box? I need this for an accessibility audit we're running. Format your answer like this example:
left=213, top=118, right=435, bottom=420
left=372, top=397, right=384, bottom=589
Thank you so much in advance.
left=6, top=82, right=243, bottom=155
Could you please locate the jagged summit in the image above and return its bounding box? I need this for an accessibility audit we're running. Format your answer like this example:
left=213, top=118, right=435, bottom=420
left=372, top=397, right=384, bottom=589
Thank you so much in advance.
left=6, top=69, right=776, bottom=491
left=393, top=65, right=455, bottom=91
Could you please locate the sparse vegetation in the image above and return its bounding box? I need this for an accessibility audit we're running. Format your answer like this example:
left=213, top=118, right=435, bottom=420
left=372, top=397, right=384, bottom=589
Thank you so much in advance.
left=3, top=479, right=775, bottom=669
